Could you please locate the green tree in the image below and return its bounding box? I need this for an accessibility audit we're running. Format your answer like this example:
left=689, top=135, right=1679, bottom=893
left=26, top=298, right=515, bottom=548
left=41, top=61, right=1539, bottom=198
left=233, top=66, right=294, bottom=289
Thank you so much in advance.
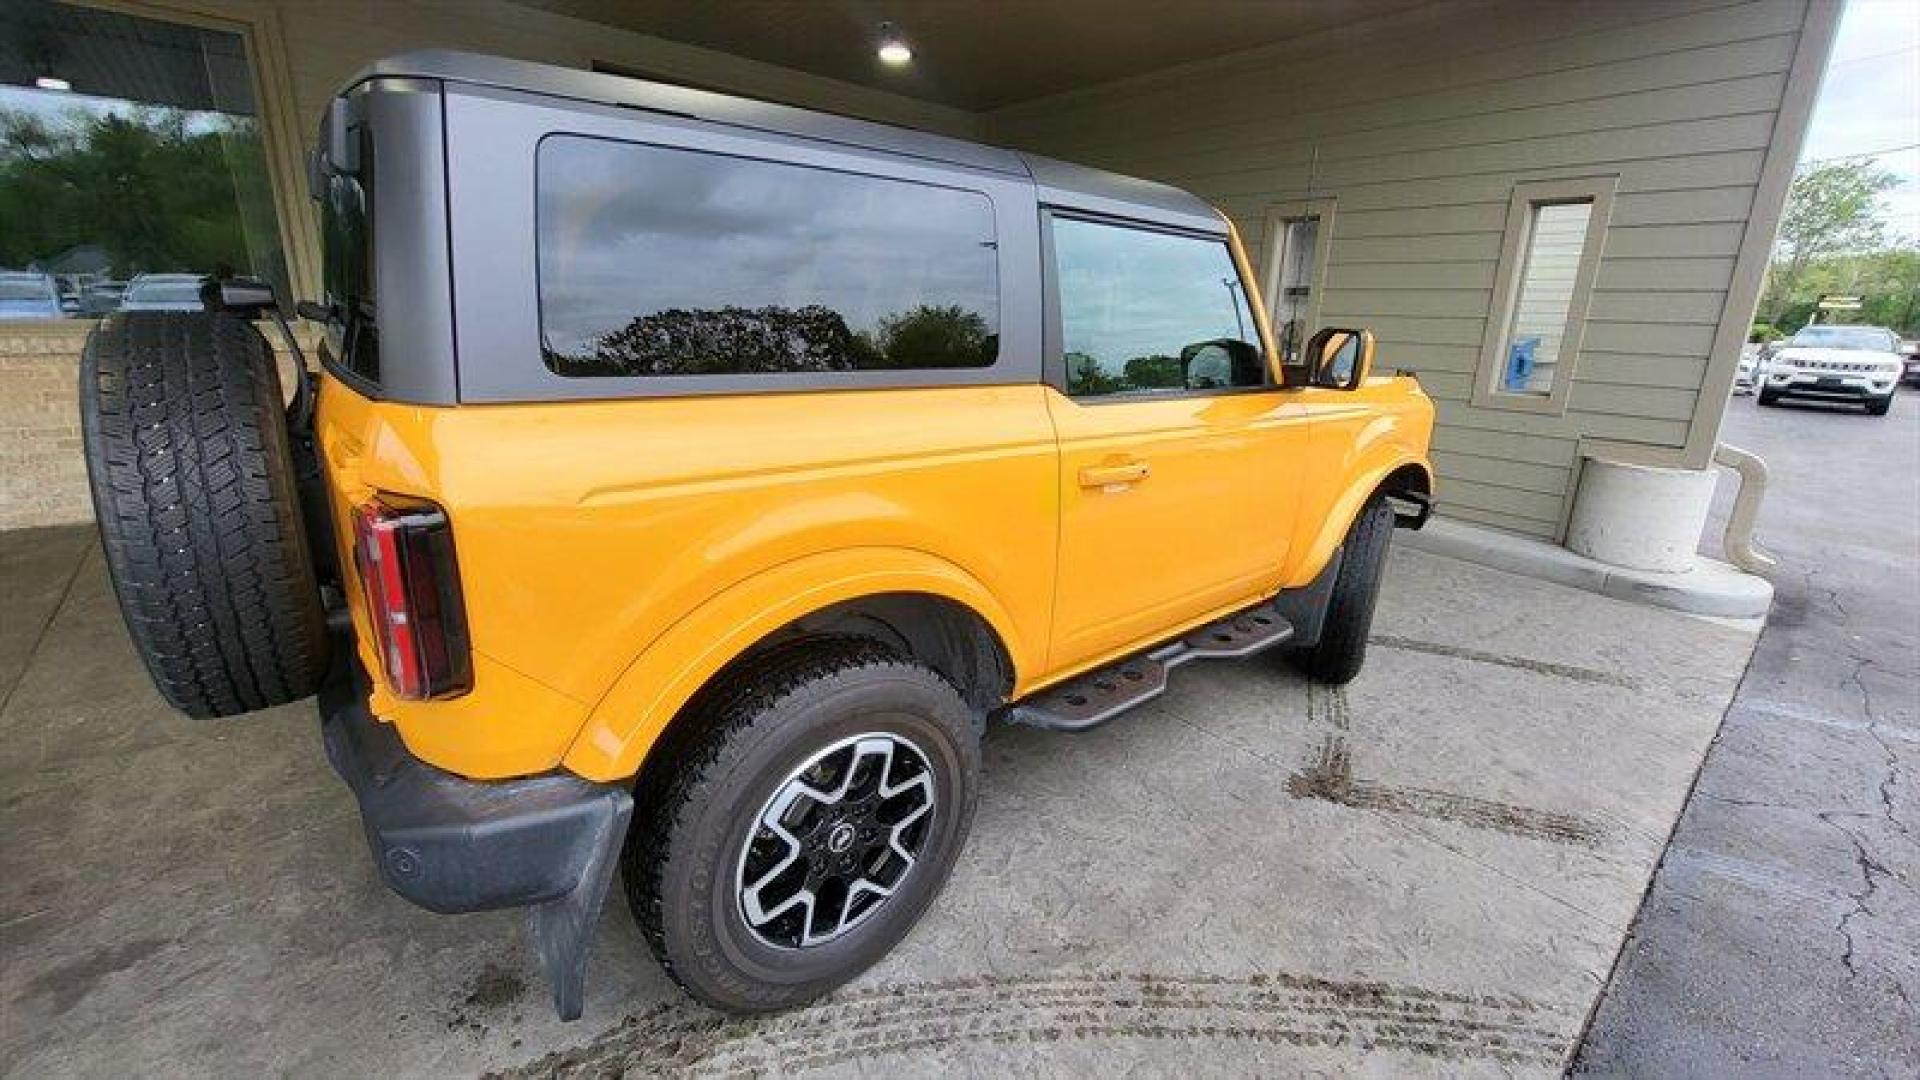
left=1760, top=161, right=1899, bottom=321
left=0, top=105, right=279, bottom=285
left=873, top=304, right=995, bottom=368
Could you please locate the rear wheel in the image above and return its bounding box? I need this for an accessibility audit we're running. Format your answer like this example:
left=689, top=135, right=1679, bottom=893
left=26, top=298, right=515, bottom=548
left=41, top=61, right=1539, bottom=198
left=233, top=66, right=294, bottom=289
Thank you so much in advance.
left=79, top=312, right=328, bottom=718
left=1287, top=497, right=1394, bottom=685
left=624, top=637, right=981, bottom=1013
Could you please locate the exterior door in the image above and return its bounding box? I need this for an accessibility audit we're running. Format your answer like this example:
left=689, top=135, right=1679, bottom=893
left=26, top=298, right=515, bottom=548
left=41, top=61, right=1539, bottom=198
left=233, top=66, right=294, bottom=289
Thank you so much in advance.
left=1043, top=213, right=1310, bottom=671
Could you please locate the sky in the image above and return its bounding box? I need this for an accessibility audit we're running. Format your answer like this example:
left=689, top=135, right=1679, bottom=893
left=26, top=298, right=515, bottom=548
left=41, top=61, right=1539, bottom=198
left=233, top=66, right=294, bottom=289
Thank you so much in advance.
left=1801, top=0, right=1920, bottom=244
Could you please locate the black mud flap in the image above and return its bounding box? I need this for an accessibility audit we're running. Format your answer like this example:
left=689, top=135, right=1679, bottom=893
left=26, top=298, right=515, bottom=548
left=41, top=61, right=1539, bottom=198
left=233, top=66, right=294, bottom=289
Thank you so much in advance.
left=318, top=654, right=633, bottom=1020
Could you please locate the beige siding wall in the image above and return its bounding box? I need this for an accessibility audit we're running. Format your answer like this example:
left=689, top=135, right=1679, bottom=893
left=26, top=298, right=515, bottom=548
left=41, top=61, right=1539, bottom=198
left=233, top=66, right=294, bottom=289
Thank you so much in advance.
left=990, top=0, right=1815, bottom=538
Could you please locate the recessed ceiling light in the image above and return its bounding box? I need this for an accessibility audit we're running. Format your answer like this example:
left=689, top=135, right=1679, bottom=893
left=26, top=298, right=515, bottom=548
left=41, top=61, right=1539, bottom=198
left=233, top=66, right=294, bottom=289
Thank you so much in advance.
left=876, top=23, right=912, bottom=67
left=35, top=76, right=72, bottom=92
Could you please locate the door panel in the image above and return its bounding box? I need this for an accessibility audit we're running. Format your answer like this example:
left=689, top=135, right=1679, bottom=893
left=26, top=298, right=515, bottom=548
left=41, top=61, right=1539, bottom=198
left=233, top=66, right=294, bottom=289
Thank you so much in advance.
left=1040, top=212, right=1316, bottom=673
left=1046, top=390, right=1309, bottom=669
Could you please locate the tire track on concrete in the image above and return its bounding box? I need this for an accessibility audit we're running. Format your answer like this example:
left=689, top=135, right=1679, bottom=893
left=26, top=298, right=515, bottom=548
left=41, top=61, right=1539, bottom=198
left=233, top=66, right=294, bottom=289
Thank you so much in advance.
left=491, top=971, right=1574, bottom=1076
left=1292, top=685, right=1608, bottom=848
left=1369, top=634, right=1640, bottom=689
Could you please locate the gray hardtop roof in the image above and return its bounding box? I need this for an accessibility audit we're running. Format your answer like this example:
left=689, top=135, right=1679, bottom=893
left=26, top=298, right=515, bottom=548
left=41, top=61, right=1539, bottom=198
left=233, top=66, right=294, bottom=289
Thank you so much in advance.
left=346, top=50, right=1224, bottom=233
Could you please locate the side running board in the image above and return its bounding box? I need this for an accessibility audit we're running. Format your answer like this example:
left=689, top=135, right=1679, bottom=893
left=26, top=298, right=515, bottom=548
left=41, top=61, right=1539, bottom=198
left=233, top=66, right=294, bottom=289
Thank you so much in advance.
left=1006, top=605, right=1294, bottom=733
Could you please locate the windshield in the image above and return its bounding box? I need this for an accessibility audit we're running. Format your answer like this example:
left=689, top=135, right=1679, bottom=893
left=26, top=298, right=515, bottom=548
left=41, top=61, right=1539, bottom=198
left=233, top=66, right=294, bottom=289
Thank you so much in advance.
left=127, top=280, right=204, bottom=304
left=1788, top=325, right=1897, bottom=352
left=0, top=278, right=54, bottom=302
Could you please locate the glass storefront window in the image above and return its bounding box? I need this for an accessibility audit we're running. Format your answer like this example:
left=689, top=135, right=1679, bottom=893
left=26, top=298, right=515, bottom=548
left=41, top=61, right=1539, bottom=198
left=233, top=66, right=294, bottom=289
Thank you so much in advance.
left=0, top=1, right=286, bottom=320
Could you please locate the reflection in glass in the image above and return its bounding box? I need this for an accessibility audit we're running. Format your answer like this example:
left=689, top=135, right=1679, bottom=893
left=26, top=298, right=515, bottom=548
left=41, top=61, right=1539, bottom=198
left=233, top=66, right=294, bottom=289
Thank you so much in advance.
left=1501, top=200, right=1593, bottom=395
left=537, top=136, right=999, bottom=377
left=1272, top=216, right=1318, bottom=365
left=1053, top=217, right=1262, bottom=397
left=0, top=2, right=287, bottom=317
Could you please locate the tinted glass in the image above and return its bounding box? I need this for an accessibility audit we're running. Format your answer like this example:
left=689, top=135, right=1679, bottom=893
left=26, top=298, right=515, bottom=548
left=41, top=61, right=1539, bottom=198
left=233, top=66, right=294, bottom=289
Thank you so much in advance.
left=1052, top=217, right=1262, bottom=397
left=537, top=136, right=999, bottom=377
left=321, top=117, right=378, bottom=383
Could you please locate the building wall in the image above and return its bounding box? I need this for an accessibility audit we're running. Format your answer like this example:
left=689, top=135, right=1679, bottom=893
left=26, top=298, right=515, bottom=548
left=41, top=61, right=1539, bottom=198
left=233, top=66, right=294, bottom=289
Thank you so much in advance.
left=3, top=0, right=1830, bottom=533
left=1, top=326, right=91, bottom=531
left=988, top=0, right=1829, bottom=538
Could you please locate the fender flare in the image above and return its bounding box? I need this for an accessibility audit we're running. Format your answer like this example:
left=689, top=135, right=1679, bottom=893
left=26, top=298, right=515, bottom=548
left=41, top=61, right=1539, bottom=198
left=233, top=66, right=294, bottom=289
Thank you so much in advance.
left=1287, top=452, right=1433, bottom=588
left=560, top=546, right=1029, bottom=782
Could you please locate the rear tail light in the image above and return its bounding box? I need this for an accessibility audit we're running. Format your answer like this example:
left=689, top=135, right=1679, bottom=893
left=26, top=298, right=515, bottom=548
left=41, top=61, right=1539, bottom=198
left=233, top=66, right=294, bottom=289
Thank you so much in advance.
left=351, top=496, right=472, bottom=700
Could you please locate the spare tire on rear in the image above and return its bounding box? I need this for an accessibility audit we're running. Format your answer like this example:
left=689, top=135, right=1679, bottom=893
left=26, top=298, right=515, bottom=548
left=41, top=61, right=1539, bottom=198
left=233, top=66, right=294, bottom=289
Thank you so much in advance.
left=80, top=311, right=328, bottom=718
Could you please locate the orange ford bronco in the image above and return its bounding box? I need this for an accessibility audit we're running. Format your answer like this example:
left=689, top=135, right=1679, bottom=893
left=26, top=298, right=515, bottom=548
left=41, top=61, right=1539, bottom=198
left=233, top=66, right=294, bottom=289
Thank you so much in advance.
left=79, top=52, right=1433, bottom=1020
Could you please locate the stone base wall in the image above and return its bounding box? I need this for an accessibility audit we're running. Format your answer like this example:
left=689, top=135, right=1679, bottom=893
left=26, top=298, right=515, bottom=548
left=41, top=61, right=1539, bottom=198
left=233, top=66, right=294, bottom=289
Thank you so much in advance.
left=1, top=322, right=317, bottom=532
left=1, top=325, right=92, bottom=532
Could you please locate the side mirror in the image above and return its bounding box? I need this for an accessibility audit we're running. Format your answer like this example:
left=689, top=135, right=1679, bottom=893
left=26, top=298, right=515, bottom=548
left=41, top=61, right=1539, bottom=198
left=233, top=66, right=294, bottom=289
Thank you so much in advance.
left=1180, top=338, right=1265, bottom=390
left=1305, top=327, right=1376, bottom=390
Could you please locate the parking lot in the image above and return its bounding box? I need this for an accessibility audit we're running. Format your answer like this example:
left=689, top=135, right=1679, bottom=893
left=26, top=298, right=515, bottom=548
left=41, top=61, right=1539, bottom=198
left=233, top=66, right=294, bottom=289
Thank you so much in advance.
left=4, top=527, right=1759, bottom=1076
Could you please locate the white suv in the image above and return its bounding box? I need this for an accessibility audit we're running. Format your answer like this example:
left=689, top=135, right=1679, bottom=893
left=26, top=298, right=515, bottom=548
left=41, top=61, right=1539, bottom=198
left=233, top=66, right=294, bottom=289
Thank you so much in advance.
left=1759, top=324, right=1903, bottom=416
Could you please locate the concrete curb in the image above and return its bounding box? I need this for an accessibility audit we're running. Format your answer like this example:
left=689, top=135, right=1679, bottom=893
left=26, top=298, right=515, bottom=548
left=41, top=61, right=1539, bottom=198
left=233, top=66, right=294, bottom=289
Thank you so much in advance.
left=1401, top=517, right=1774, bottom=619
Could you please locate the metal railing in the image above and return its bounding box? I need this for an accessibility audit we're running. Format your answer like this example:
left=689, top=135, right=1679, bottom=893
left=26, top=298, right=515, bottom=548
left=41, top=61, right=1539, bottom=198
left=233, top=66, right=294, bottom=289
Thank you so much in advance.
left=1713, top=443, right=1778, bottom=574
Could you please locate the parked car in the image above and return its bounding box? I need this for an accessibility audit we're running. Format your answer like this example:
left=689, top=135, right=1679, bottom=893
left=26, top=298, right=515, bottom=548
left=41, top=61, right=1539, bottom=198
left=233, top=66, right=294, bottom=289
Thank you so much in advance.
left=77, top=280, right=127, bottom=317
left=0, top=270, right=64, bottom=320
left=1734, top=343, right=1762, bottom=395
left=1759, top=324, right=1904, bottom=416
left=1901, top=340, right=1919, bottom=387
left=120, top=273, right=208, bottom=312
left=76, top=51, right=1435, bottom=1023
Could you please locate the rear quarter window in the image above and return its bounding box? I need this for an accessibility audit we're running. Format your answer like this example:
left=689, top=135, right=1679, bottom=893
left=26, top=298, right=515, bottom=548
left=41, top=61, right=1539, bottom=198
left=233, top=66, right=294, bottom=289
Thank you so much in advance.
left=535, top=135, right=999, bottom=377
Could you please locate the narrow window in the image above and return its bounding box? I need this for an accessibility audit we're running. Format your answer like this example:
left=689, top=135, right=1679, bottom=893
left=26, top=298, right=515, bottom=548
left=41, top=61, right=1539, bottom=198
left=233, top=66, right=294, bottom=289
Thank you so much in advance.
left=1051, top=216, right=1263, bottom=398
left=1261, top=199, right=1335, bottom=368
left=536, top=136, right=999, bottom=377
left=1473, top=178, right=1616, bottom=414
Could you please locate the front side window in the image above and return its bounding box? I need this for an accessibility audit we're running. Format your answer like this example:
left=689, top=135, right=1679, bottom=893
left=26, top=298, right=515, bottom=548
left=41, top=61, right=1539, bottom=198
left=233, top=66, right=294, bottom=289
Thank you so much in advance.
left=537, top=136, right=999, bottom=377
left=1052, top=216, right=1263, bottom=397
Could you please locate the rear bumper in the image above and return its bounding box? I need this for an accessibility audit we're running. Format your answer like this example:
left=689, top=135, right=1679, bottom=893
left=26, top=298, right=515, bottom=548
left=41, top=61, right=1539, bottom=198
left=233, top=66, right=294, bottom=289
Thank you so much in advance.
left=317, top=653, right=631, bottom=1018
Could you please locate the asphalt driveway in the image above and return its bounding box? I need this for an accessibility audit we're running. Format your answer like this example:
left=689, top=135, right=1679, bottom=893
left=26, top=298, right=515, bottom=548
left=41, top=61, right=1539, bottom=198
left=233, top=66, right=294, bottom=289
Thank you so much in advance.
left=3, top=531, right=1757, bottom=1076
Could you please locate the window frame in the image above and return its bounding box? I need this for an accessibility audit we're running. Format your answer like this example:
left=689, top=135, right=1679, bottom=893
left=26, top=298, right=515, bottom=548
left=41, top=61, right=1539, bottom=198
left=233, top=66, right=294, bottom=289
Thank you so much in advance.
left=1040, top=207, right=1275, bottom=403
left=1259, top=197, right=1337, bottom=368
left=444, top=83, right=1040, bottom=403
left=1471, top=176, right=1617, bottom=416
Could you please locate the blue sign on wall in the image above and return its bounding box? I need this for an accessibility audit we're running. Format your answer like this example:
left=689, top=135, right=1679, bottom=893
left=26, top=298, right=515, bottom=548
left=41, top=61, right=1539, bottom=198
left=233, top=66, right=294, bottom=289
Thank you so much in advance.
left=1504, top=336, right=1541, bottom=391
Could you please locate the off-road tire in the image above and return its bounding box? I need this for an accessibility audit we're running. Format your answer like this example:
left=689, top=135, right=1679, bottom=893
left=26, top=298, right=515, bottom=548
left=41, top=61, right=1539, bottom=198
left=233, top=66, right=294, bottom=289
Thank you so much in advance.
left=79, top=312, right=328, bottom=718
left=624, top=637, right=981, bottom=1013
left=1288, top=497, right=1394, bottom=685
left=1865, top=394, right=1892, bottom=416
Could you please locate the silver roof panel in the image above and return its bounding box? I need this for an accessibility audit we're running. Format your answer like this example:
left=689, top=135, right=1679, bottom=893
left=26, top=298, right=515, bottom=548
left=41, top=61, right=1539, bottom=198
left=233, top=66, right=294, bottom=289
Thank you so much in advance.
left=343, top=51, right=1223, bottom=231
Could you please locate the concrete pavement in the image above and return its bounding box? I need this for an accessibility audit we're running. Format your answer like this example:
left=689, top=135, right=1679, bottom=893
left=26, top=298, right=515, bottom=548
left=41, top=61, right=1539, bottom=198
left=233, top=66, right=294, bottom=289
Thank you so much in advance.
left=1575, top=388, right=1920, bottom=1075
left=4, top=529, right=1758, bottom=1076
